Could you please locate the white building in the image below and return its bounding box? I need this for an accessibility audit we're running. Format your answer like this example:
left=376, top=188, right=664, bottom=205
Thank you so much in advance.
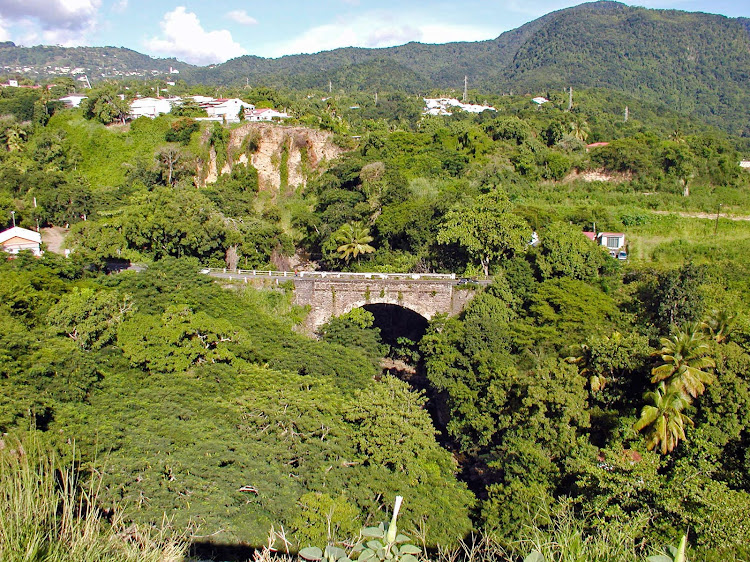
left=58, top=94, right=88, bottom=108
left=584, top=231, right=626, bottom=258
left=201, top=98, right=253, bottom=121
left=0, top=226, right=42, bottom=256
left=184, top=95, right=215, bottom=104
left=245, top=108, right=290, bottom=121
left=422, top=97, right=496, bottom=116
left=129, top=97, right=178, bottom=119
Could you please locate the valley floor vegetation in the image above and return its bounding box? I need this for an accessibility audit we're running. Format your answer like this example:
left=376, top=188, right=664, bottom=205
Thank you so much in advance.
left=1, top=80, right=749, bottom=561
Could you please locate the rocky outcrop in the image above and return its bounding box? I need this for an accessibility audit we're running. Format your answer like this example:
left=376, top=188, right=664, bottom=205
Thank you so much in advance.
left=200, top=123, right=345, bottom=193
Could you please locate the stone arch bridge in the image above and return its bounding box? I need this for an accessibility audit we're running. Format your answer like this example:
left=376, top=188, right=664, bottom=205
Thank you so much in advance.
left=206, top=269, right=485, bottom=332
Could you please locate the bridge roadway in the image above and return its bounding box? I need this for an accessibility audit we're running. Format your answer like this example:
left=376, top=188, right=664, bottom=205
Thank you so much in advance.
left=202, top=268, right=489, bottom=286
left=203, top=269, right=489, bottom=332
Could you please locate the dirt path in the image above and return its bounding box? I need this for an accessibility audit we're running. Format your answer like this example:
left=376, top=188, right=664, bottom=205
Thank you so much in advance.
left=41, top=226, right=68, bottom=254
left=652, top=210, right=750, bottom=221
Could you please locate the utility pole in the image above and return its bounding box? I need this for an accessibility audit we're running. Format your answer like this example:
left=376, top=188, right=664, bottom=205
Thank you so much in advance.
left=568, top=86, right=573, bottom=111
left=11, top=210, right=15, bottom=227
left=624, top=106, right=629, bottom=122
left=714, top=203, right=722, bottom=235
left=463, top=75, right=468, bottom=102
left=374, top=91, right=378, bottom=106
left=328, top=80, right=332, bottom=94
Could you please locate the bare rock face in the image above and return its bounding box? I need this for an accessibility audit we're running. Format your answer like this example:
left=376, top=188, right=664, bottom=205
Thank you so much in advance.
left=199, top=123, right=346, bottom=193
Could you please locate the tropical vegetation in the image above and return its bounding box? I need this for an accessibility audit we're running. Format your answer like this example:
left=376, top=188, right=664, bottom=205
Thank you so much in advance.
left=1, top=25, right=750, bottom=559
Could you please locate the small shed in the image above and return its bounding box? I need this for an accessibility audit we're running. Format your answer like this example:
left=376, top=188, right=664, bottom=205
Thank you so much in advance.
left=598, top=232, right=625, bottom=250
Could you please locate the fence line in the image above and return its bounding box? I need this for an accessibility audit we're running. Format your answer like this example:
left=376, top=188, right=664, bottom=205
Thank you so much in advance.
left=201, top=268, right=457, bottom=281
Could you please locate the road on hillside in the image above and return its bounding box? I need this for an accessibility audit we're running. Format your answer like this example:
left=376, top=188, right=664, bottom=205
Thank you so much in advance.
left=652, top=210, right=750, bottom=221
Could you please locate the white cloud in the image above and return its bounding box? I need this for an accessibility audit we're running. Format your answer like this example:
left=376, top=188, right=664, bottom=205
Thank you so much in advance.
left=227, top=9, right=257, bottom=25
left=0, top=18, right=10, bottom=42
left=145, top=7, right=247, bottom=65
left=0, top=0, right=100, bottom=45
left=265, top=12, right=496, bottom=57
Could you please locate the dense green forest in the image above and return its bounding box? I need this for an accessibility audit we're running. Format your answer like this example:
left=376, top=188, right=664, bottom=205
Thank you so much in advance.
left=1, top=69, right=750, bottom=562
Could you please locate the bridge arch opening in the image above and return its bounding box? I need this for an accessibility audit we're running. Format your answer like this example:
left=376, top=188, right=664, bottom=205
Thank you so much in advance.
left=360, top=303, right=429, bottom=348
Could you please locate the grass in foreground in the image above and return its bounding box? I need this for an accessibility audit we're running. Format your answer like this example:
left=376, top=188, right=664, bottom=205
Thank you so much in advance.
left=0, top=432, right=188, bottom=562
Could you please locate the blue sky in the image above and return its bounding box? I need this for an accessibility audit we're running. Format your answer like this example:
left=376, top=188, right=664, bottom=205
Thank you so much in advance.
left=0, top=0, right=747, bottom=66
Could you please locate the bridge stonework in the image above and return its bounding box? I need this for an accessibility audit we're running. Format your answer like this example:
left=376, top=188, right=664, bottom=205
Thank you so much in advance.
left=292, top=278, right=477, bottom=333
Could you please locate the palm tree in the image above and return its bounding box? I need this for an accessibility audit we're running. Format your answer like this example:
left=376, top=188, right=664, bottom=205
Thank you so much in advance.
left=569, top=119, right=589, bottom=142
left=333, top=223, right=375, bottom=263
left=701, top=309, right=735, bottom=344
left=633, top=382, right=693, bottom=454
left=2, top=123, right=27, bottom=152
left=651, top=324, right=715, bottom=399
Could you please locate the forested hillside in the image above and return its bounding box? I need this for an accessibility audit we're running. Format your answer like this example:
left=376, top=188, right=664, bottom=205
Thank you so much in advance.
left=0, top=43, right=193, bottom=78
left=2, top=70, right=750, bottom=560
left=184, top=2, right=750, bottom=134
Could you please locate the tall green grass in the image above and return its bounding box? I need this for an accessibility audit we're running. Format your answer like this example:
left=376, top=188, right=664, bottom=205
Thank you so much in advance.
left=0, top=433, right=188, bottom=562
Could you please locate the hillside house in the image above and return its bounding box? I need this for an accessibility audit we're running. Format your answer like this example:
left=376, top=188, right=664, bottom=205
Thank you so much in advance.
left=0, top=226, right=42, bottom=256
left=184, top=95, right=215, bottom=104
left=599, top=232, right=625, bottom=251
left=245, top=108, right=290, bottom=121
left=129, top=97, right=178, bottom=119
left=584, top=230, right=626, bottom=257
left=201, top=98, right=253, bottom=121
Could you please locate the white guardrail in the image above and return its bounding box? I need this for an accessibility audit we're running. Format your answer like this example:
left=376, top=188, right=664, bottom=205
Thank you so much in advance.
left=201, top=268, right=457, bottom=281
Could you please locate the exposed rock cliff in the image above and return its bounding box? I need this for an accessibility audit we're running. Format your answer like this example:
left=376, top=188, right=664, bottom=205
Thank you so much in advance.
left=199, top=123, right=345, bottom=193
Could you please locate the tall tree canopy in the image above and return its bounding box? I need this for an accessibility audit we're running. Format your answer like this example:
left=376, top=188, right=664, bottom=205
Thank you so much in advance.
left=437, top=190, right=530, bottom=276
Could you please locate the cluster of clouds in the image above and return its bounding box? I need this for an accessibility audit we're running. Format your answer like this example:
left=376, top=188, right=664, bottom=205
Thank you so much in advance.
left=0, top=0, right=102, bottom=46
left=144, top=7, right=496, bottom=64
left=145, top=7, right=249, bottom=66
left=0, top=0, right=497, bottom=65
